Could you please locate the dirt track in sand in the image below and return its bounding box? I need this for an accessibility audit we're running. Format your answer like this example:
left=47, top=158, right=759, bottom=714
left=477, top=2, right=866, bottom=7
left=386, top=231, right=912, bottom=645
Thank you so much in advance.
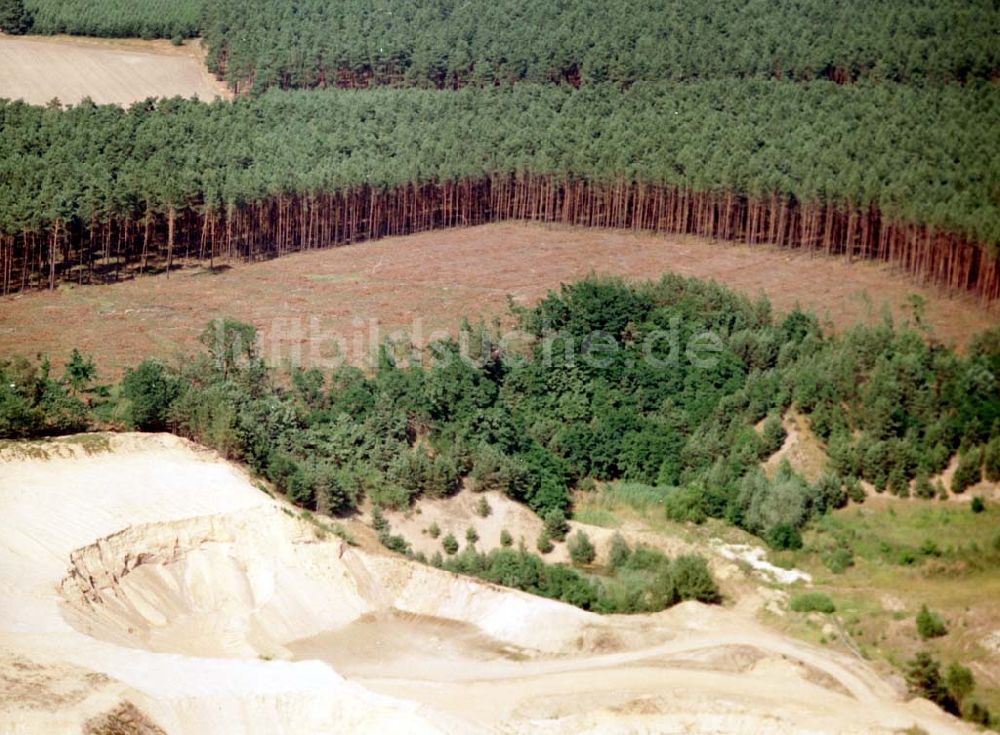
left=1, top=223, right=993, bottom=376
left=0, top=34, right=229, bottom=106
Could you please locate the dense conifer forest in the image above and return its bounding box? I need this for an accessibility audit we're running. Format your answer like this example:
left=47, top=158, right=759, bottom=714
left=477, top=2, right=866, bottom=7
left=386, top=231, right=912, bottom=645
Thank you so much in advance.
left=1, top=81, right=998, bottom=298
left=5, top=0, right=998, bottom=86
left=199, top=0, right=1000, bottom=89
left=9, top=0, right=201, bottom=39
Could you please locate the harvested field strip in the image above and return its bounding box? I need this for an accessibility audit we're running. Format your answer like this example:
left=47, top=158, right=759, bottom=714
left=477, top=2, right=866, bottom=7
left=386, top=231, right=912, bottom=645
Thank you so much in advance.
left=0, top=35, right=229, bottom=106
left=0, top=223, right=993, bottom=376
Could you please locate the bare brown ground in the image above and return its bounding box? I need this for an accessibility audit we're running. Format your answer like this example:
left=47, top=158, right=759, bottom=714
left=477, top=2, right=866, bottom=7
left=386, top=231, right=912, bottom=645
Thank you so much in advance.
left=0, top=223, right=994, bottom=376
left=0, top=33, right=230, bottom=106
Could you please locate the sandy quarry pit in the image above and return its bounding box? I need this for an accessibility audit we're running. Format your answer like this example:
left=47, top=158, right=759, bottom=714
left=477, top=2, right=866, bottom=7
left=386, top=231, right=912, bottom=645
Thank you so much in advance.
left=0, top=433, right=975, bottom=734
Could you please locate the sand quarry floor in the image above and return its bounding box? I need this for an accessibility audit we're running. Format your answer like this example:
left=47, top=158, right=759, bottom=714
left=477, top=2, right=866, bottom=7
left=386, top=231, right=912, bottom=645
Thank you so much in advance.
left=0, top=34, right=230, bottom=106
left=1, top=223, right=995, bottom=377
left=0, top=433, right=976, bottom=734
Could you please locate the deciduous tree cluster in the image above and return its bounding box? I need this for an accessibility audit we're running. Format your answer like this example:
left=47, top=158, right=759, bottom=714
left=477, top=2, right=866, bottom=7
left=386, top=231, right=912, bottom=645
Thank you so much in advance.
left=4, top=276, right=997, bottom=548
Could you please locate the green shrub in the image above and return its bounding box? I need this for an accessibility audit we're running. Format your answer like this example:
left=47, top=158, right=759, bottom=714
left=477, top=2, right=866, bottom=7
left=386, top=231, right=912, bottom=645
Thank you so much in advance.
left=951, top=448, right=982, bottom=494
left=971, top=496, right=985, bottom=513
left=760, top=414, right=787, bottom=457
left=619, top=545, right=670, bottom=572
left=370, top=506, right=389, bottom=533
left=469, top=445, right=521, bottom=494
left=963, top=701, right=992, bottom=726
left=790, top=592, right=836, bottom=614
left=568, top=530, right=596, bottom=565
left=767, top=523, right=803, bottom=550
left=845, top=476, right=866, bottom=503
left=984, top=437, right=1000, bottom=482
left=199, top=318, right=258, bottom=379
left=536, top=530, right=554, bottom=554
left=500, top=529, right=513, bottom=547
left=444, top=547, right=601, bottom=611
left=378, top=531, right=409, bottom=554
left=366, top=482, right=413, bottom=511
left=919, top=538, right=941, bottom=557
left=311, top=464, right=359, bottom=515
left=668, top=554, right=721, bottom=604
left=914, top=473, right=935, bottom=499
left=543, top=508, right=569, bottom=541
left=62, top=349, right=97, bottom=396
left=664, top=484, right=707, bottom=524
left=888, top=467, right=910, bottom=497
left=475, top=496, right=492, bottom=518
left=608, top=533, right=631, bottom=570
left=427, top=521, right=441, bottom=538
left=895, top=547, right=918, bottom=565
left=916, top=605, right=947, bottom=639
left=945, top=663, right=975, bottom=704
left=736, top=467, right=810, bottom=543
left=121, top=360, right=179, bottom=431
left=812, top=472, right=848, bottom=514
left=465, top=526, right=479, bottom=545
left=442, top=533, right=459, bottom=555
left=822, top=546, right=854, bottom=574
left=393, top=450, right=461, bottom=500
left=0, top=359, right=44, bottom=438
left=905, top=651, right=958, bottom=715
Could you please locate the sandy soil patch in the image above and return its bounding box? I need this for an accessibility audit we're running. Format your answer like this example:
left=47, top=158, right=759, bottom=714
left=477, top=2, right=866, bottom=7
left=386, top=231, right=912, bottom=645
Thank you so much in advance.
left=763, top=410, right=829, bottom=483
left=378, top=487, right=710, bottom=569
left=712, top=542, right=812, bottom=585
left=0, top=34, right=229, bottom=106
left=1, top=223, right=994, bottom=376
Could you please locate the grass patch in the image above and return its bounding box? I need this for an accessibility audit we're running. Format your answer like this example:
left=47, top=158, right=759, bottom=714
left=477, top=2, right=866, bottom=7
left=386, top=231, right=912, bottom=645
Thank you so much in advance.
left=796, top=497, right=1000, bottom=714
left=790, top=592, right=836, bottom=614
left=60, top=433, right=112, bottom=454
left=0, top=433, right=113, bottom=460
left=0, top=439, right=52, bottom=460
left=572, top=507, right=621, bottom=528
left=592, top=481, right=666, bottom=513
left=304, top=273, right=362, bottom=283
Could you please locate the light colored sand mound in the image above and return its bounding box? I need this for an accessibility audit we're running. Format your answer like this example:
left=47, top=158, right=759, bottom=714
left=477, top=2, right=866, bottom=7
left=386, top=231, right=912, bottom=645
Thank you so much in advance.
left=0, top=434, right=974, bottom=734
left=0, top=34, right=229, bottom=106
